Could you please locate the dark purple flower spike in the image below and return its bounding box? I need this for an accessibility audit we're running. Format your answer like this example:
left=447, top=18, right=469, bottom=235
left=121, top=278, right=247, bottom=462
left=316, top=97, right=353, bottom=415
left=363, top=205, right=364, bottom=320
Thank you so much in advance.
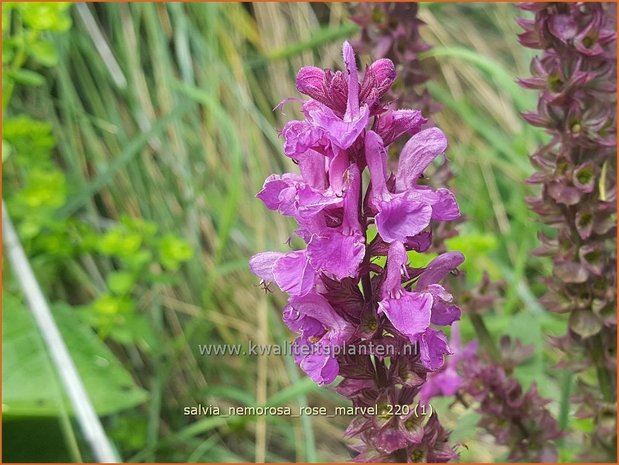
left=518, top=2, right=617, bottom=460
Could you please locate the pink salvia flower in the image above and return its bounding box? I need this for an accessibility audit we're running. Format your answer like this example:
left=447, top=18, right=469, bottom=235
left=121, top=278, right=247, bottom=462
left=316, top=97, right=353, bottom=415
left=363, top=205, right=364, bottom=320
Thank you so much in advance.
left=250, top=41, right=463, bottom=461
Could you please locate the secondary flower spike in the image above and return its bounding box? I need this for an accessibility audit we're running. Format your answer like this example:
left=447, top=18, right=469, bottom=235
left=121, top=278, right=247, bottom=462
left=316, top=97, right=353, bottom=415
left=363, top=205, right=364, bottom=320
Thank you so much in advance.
left=518, top=3, right=617, bottom=460
left=250, top=42, right=462, bottom=461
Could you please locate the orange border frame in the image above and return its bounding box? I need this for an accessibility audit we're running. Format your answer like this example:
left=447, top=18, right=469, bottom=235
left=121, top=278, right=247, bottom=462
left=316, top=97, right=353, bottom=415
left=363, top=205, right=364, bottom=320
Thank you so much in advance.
left=0, top=1, right=617, bottom=464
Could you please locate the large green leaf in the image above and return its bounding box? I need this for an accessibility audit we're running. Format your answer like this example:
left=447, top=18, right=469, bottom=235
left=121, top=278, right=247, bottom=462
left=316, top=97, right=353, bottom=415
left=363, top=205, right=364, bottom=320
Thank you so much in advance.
left=2, top=292, right=148, bottom=417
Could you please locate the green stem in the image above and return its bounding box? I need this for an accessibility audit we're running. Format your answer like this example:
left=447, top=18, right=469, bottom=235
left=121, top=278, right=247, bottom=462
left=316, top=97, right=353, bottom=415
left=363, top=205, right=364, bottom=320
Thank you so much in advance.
left=590, top=333, right=613, bottom=403
left=360, top=174, right=373, bottom=302
left=146, top=290, right=163, bottom=461
left=3, top=14, right=32, bottom=113
left=469, top=313, right=501, bottom=363
left=557, top=371, right=573, bottom=445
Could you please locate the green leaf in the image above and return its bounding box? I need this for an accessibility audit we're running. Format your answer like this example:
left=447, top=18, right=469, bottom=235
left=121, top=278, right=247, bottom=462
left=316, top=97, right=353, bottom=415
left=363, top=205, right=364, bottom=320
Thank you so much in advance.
left=571, top=418, right=594, bottom=434
left=2, top=42, right=15, bottom=64
left=569, top=309, right=603, bottom=338
left=98, top=228, right=142, bottom=257
left=265, top=377, right=320, bottom=407
left=503, top=312, right=559, bottom=400
left=93, top=293, right=134, bottom=316
left=558, top=371, right=573, bottom=434
left=107, top=271, right=136, bottom=295
left=407, top=251, right=438, bottom=268
left=2, top=6, right=12, bottom=32
left=18, top=2, right=72, bottom=32
left=105, top=313, right=156, bottom=348
left=445, top=232, right=499, bottom=282
left=6, top=69, right=45, bottom=87
left=17, top=168, right=66, bottom=209
left=3, top=417, right=73, bottom=462
left=2, top=139, right=13, bottom=162
left=158, top=234, right=193, bottom=271
left=2, top=292, right=148, bottom=416
left=122, top=249, right=153, bottom=271
left=2, top=115, right=55, bottom=162
left=449, top=411, right=481, bottom=444
left=29, top=40, right=58, bottom=67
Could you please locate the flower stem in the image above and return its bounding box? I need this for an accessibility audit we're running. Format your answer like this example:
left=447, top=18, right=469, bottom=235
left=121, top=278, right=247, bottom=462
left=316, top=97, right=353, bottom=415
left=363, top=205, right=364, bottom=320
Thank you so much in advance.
left=469, top=313, right=501, bottom=363
left=557, top=371, right=573, bottom=440
left=360, top=175, right=373, bottom=302
left=590, top=333, right=613, bottom=403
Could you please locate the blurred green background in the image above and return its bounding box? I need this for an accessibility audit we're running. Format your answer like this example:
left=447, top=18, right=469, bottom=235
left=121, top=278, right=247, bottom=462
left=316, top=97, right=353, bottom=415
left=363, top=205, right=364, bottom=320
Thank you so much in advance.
left=2, top=2, right=577, bottom=462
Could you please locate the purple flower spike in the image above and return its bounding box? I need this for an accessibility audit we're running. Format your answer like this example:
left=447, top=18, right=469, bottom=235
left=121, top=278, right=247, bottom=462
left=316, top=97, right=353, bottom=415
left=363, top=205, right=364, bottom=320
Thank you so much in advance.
left=281, top=119, right=327, bottom=159
left=308, top=164, right=365, bottom=279
left=396, top=128, right=448, bottom=190
left=297, top=42, right=371, bottom=151
left=418, top=328, right=452, bottom=372
left=378, top=242, right=432, bottom=341
left=518, top=3, right=616, bottom=459
left=366, top=131, right=434, bottom=243
left=417, top=252, right=465, bottom=289
left=419, top=324, right=476, bottom=403
left=380, top=280, right=433, bottom=341
left=343, top=41, right=361, bottom=118
left=295, top=66, right=328, bottom=102
left=285, top=292, right=353, bottom=385
left=251, top=39, right=463, bottom=461
left=375, top=109, right=427, bottom=146
left=249, top=250, right=316, bottom=296
left=360, top=58, right=396, bottom=110
left=293, top=336, right=339, bottom=385
left=257, top=173, right=341, bottom=220
left=396, top=128, right=460, bottom=221
left=306, top=101, right=369, bottom=151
